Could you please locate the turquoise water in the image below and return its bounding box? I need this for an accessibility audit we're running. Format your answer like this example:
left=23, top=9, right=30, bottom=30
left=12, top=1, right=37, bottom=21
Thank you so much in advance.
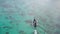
left=0, top=0, right=60, bottom=34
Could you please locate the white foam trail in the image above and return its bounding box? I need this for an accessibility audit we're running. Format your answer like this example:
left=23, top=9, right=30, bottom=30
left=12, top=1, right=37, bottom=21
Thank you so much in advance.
left=34, top=30, right=37, bottom=34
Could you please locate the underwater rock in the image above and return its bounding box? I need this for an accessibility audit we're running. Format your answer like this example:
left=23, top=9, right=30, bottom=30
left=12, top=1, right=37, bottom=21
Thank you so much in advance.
left=6, top=32, right=9, bottom=34
left=25, top=20, right=32, bottom=23
left=19, top=30, right=26, bottom=34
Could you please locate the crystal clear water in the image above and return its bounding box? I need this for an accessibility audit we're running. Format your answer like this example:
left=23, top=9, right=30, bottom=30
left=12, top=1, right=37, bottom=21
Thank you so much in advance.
left=0, top=0, right=60, bottom=34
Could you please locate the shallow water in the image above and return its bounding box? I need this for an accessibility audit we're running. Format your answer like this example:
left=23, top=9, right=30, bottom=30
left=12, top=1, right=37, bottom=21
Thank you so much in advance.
left=0, top=0, right=60, bottom=34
